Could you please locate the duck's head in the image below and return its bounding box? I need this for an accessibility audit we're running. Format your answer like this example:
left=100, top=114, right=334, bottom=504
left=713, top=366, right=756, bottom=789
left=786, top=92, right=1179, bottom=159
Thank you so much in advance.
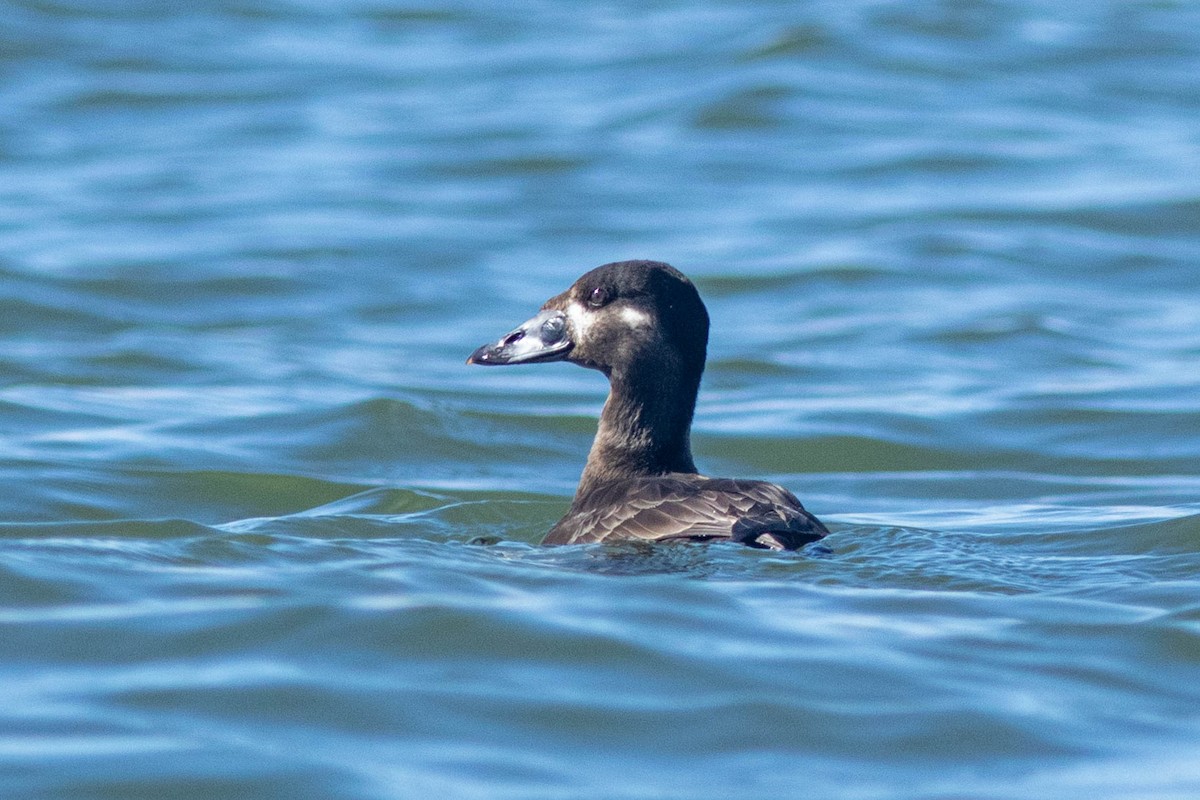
left=467, top=260, right=709, bottom=379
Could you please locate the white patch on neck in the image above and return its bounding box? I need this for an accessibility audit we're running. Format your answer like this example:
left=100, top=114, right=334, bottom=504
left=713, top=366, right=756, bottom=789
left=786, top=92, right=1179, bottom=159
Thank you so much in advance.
left=619, top=306, right=652, bottom=330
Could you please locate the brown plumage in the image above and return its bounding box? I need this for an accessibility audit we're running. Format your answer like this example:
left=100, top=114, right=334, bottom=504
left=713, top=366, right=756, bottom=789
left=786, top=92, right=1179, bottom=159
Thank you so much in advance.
left=468, top=260, right=828, bottom=550
left=544, top=475, right=827, bottom=549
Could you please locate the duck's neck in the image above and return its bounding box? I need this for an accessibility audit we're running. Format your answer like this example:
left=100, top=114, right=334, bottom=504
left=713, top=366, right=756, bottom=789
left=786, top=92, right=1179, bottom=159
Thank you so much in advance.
left=575, top=358, right=701, bottom=498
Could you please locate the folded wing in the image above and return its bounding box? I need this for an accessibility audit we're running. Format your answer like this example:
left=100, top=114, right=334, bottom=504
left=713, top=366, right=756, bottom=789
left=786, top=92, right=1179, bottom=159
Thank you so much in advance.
left=544, top=475, right=828, bottom=550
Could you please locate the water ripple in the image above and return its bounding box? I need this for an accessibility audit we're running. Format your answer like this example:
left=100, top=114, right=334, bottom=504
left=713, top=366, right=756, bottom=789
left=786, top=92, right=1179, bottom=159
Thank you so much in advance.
left=2, top=0, right=1199, bottom=797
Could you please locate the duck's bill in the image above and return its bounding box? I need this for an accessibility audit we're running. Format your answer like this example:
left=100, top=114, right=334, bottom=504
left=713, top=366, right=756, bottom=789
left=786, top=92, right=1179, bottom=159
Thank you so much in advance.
left=467, top=309, right=573, bottom=366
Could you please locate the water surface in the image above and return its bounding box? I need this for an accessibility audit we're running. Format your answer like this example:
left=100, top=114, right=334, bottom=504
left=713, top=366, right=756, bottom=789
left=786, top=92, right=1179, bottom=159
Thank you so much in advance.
left=2, top=1, right=1199, bottom=798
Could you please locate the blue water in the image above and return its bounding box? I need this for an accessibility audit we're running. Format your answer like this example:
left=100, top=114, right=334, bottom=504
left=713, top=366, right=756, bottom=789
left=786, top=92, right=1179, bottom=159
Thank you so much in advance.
left=3, top=1, right=1200, bottom=797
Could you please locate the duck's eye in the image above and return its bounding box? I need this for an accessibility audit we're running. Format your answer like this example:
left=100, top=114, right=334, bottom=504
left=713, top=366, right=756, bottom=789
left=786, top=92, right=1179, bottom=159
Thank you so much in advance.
left=587, top=286, right=610, bottom=308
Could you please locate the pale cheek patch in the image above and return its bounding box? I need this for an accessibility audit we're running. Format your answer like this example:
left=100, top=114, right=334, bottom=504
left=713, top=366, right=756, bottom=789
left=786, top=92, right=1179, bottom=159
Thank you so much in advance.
left=619, top=306, right=652, bottom=330
left=567, top=301, right=651, bottom=342
left=566, top=300, right=593, bottom=340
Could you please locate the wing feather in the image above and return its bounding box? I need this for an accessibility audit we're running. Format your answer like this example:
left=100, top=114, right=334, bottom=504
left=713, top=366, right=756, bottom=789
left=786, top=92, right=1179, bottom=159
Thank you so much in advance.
left=543, top=475, right=828, bottom=550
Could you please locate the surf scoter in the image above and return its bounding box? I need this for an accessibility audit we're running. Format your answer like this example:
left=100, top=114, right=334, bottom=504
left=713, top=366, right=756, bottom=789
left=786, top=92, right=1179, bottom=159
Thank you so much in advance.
left=467, top=260, right=828, bottom=550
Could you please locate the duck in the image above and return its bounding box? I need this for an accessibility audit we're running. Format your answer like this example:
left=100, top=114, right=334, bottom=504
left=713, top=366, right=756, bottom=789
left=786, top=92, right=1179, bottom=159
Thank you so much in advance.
left=467, top=260, right=828, bottom=550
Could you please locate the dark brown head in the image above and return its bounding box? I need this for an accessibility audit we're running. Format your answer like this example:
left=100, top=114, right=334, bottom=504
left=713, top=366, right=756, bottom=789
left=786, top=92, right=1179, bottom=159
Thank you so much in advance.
left=467, top=260, right=710, bottom=381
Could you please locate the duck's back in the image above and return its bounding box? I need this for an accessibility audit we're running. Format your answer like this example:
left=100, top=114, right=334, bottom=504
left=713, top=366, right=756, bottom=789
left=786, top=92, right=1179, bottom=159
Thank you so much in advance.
left=543, top=474, right=828, bottom=550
